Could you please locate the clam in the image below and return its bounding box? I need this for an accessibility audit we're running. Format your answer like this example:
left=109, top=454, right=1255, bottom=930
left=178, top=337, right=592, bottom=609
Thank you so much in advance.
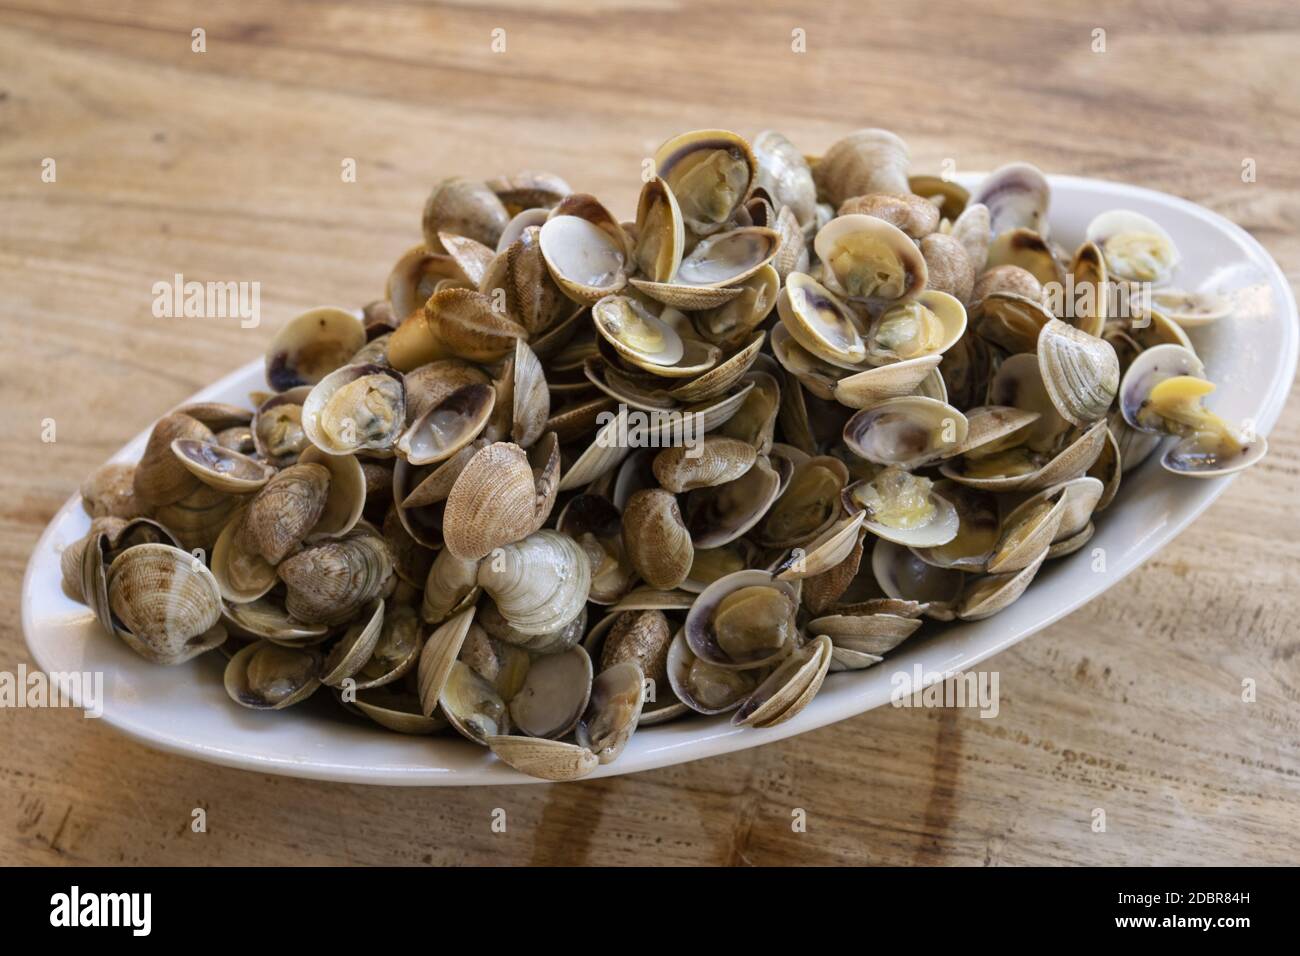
left=667, top=628, right=761, bottom=715
left=321, top=600, right=386, bottom=686
left=1118, top=344, right=1266, bottom=476
left=813, top=129, right=910, bottom=207
left=684, top=570, right=798, bottom=669
left=277, top=528, right=393, bottom=627
left=80, top=463, right=146, bottom=520
left=539, top=214, right=628, bottom=304
left=754, top=455, right=847, bottom=549
left=241, top=462, right=330, bottom=563
left=575, top=661, right=647, bottom=763
left=265, top=308, right=366, bottom=392
left=957, top=548, right=1048, bottom=621
left=1037, top=318, right=1120, bottom=426
left=908, top=174, right=969, bottom=223
left=211, top=509, right=279, bottom=604
left=872, top=538, right=963, bottom=619
left=777, top=271, right=866, bottom=367
left=1150, top=289, right=1232, bottom=328
left=396, top=382, right=494, bottom=465
left=557, top=494, right=634, bottom=605
left=596, top=609, right=672, bottom=687
left=421, top=546, right=481, bottom=625
left=652, top=436, right=756, bottom=492
left=133, top=413, right=214, bottom=508
left=169, top=439, right=273, bottom=495
left=831, top=355, right=942, bottom=409
left=302, top=364, right=405, bottom=455
left=838, top=192, right=940, bottom=239
left=224, top=640, right=321, bottom=709
left=985, top=228, right=1064, bottom=289
left=459, top=623, right=531, bottom=701
left=972, top=264, right=1044, bottom=306
left=633, top=177, right=686, bottom=283
left=1068, top=241, right=1108, bottom=337
left=909, top=481, right=1000, bottom=572
left=1086, top=209, right=1179, bottom=284
left=844, top=467, right=959, bottom=548
left=674, top=227, right=780, bottom=288
left=814, top=214, right=927, bottom=303
left=865, top=290, right=967, bottom=365
left=488, top=171, right=572, bottom=214
left=422, top=177, right=511, bottom=252
left=971, top=162, right=1051, bottom=238
left=487, top=735, right=598, bottom=781
left=682, top=454, right=784, bottom=548
left=753, top=130, right=817, bottom=229
left=222, top=597, right=329, bottom=647
left=951, top=202, right=992, bottom=273
left=621, top=488, right=694, bottom=590
left=442, top=438, right=559, bottom=560
left=655, top=129, right=757, bottom=236
left=386, top=246, right=467, bottom=324
left=416, top=607, right=476, bottom=715
left=842, top=396, right=968, bottom=468
left=252, top=387, right=311, bottom=467
left=476, top=530, right=590, bottom=636
left=441, top=660, right=510, bottom=743
left=733, top=635, right=832, bottom=728
left=920, top=232, right=976, bottom=304
left=695, top=266, right=780, bottom=350
left=509, top=645, right=593, bottom=739
left=976, top=290, right=1056, bottom=354
left=106, top=543, right=225, bottom=664
left=389, top=287, right=527, bottom=370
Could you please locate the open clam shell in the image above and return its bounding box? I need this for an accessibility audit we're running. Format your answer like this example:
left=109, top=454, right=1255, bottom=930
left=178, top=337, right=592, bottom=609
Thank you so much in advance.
left=487, top=736, right=598, bottom=781
left=265, top=308, right=366, bottom=392
left=224, top=640, right=322, bottom=710
left=654, top=129, right=757, bottom=236
left=170, top=439, right=273, bottom=494
left=302, top=363, right=405, bottom=455
left=509, top=645, right=593, bottom=739
left=972, top=162, right=1051, bottom=238
left=396, top=382, right=494, bottom=466
left=539, top=213, right=628, bottom=304
left=844, top=468, right=960, bottom=548
left=667, top=628, right=761, bottom=715
left=814, top=214, right=926, bottom=303
left=683, top=569, right=799, bottom=669
left=777, top=271, right=867, bottom=367
left=842, top=396, right=969, bottom=468
left=733, top=634, right=832, bottom=729
left=1086, top=209, right=1179, bottom=284
left=575, top=661, right=648, bottom=762
left=675, top=227, right=780, bottom=289
left=865, top=290, right=967, bottom=365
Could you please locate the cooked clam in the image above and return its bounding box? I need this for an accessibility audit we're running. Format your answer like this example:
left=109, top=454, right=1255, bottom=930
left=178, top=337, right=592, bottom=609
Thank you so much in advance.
left=814, top=214, right=927, bottom=302
left=1086, top=209, right=1179, bottom=284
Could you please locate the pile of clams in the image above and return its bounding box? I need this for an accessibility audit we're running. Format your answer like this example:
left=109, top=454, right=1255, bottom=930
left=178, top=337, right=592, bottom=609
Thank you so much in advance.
left=65, top=129, right=1265, bottom=780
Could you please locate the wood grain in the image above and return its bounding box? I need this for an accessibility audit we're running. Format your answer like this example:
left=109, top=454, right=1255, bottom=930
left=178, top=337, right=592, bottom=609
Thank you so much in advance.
left=1, top=0, right=1298, bottom=866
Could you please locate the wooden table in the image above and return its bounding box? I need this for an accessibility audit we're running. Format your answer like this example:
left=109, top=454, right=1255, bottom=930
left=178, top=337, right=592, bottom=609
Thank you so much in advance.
left=2, top=0, right=1297, bottom=866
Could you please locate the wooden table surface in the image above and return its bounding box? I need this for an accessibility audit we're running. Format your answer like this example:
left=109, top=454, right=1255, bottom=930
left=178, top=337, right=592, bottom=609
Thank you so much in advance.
left=2, top=0, right=1297, bottom=866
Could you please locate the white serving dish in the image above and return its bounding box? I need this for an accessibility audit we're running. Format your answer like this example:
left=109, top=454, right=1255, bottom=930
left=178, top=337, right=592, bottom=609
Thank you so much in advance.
left=22, top=174, right=1298, bottom=785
